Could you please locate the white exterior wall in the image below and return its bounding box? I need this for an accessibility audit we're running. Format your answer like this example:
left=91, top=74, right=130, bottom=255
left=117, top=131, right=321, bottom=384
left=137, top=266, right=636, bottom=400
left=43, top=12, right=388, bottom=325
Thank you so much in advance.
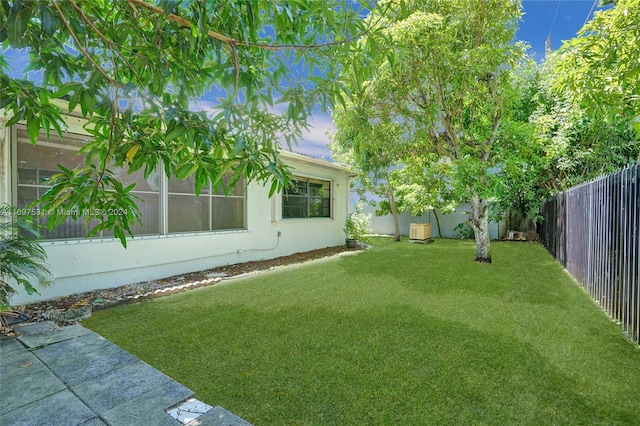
left=364, top=202, right=500, bottom=240
left=4, top=123, right=351, bottom=304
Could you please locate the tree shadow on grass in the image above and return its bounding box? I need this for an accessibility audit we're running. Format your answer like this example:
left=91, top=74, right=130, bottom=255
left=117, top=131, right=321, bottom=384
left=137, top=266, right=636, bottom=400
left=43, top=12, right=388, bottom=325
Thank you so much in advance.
left=86, top=301, right=638, bottom=425
left=335, top=241, right=574, bottom=309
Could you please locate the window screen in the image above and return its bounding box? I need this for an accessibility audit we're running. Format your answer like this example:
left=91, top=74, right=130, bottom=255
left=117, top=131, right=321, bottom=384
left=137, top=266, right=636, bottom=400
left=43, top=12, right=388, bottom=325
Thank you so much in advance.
left=282, top=177, right=331, bottom=218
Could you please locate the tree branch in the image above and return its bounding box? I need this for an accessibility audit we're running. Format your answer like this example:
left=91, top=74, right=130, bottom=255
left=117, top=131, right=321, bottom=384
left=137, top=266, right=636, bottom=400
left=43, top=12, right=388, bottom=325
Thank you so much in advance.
left=417, top=85, right=430, bottom=110
left=484, top=73, right=502, bottom=161
left=127, top=0, right=368, bottom=51
left=68, top=0, right=109, bottom=47
left=230, top=42, right=240, bottom=101
left=67, top=0, right=143, bottom=87
left=51, top=1, right=120, bottom=89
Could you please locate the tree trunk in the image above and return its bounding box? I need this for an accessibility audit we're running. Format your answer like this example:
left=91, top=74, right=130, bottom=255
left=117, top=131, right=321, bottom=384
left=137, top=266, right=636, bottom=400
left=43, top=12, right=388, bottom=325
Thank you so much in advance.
left=387, top=184, right=401, bottom=242
left=431, top=208, right=442, bottom=238
left=470, top=196, right=491, bottom=263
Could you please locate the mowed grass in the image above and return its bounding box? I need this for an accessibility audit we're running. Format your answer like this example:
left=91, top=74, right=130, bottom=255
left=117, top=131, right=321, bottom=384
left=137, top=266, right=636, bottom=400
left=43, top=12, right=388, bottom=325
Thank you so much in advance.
left=83, top=237, right=640, bottom=425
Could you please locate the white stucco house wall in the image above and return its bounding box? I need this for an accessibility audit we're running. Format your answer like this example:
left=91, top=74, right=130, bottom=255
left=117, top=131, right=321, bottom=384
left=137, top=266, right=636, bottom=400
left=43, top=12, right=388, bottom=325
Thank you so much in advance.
left=362, top=203, right=500, bottom=240
left=1, top=113, right=353, bottom=305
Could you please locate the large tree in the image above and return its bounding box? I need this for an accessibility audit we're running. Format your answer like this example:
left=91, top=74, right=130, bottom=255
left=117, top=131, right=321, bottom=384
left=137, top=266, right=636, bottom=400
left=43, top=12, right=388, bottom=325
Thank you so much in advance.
left=332, top=94, right=458, bottom=241
left=498, top=29, right=640, bottom=216
left=0, top=0, right=369, bottom=245
left=531, top=57, right=639, bottom=190
left=532, top=0, right=640, bottom=190
left=383, top=159, right=458, bottom=238
left=551, top=0, right=640, bottom=137
left=331, top=98, right=405, bottom=241
left=331, top=101, right=457, bottom=240
left=337, top=0, right=526, bottom=262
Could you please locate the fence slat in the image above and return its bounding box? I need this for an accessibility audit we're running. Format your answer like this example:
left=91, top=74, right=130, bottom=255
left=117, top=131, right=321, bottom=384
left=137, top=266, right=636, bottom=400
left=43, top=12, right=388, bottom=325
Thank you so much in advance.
left=540, top=164, right=640, bottom=345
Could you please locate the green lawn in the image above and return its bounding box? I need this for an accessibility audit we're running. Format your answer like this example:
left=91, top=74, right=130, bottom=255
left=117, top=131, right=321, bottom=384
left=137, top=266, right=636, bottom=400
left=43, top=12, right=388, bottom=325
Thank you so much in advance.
left=82, top=238, right=640, bottom=425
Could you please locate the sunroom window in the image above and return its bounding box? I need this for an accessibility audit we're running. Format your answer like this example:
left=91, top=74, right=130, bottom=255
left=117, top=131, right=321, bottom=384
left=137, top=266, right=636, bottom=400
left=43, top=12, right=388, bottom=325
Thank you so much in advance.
left=13, top=124, right=245, bottom=239
left=15, top=126, right=160, bottom=239
left=168, top=173, right=245, bottom=233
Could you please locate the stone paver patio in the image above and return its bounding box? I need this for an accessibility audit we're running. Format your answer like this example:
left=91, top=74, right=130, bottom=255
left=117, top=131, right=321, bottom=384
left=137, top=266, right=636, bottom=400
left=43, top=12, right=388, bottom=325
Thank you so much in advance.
left=0, top=322, right=250, bottom=426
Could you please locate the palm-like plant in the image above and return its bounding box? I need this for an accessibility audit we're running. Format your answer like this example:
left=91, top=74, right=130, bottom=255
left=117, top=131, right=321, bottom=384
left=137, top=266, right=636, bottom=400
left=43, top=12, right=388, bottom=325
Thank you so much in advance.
left=0, top=204, right=51, bottom=323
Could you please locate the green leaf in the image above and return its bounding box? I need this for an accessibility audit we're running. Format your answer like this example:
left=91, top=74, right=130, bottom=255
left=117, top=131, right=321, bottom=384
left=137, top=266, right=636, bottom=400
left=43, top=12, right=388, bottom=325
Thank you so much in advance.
left=39, top=4, right=57, bottom=36
left=6, top=112, right=23, bottom=128
left=113, top=226, right=127, bottom=248
left=8, top=0, right=33, bottom=46
left=56, top=164, right=72, bottom=174
left=159, top=0, right=177, bottom=15
left=165, top=124, right=187, bottom=142
left=194, top=167, right=205, bottom=196
left=233, top=137, right=246, bottom=154
left=80, top=89, right=93, bottom=116
left=68, top=90, right=80, bottom=113
left=17, top=278, right=39, bottom=296
left=268, top=180, right=278, bottom=197
left=26, top=115, right=40, bottom=143
left=123, top=183, right=137, bottom=194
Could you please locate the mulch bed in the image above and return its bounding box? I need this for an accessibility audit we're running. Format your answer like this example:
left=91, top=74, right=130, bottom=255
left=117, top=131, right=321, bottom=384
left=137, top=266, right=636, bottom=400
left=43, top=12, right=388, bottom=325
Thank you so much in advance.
left=1, top=245, right=359, bottom=336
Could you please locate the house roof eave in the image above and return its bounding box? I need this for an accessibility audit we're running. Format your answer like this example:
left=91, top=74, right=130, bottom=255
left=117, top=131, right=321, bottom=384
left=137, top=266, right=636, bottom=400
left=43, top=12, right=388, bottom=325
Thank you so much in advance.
left=279, top=150, right=354, bottom=175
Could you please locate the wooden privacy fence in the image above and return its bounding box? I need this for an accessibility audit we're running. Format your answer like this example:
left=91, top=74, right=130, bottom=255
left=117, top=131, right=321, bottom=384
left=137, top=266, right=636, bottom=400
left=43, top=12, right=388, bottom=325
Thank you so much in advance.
left=539, top=164, right=640, bottom=345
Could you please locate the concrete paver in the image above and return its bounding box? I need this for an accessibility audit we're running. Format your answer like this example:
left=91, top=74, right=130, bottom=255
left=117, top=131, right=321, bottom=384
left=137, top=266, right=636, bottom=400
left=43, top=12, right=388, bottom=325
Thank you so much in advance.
left=45, top=343, right=139, bottom=387
left=0, top=354, right=66, bottom=416
left=12, top=321, right=58, bottom=336
left=187, top=406, right=252, bottom=426
left=71, top=360, right=177, bottom=415
left=0, top=390, right=98, bottom=426
left=0, top=341, right=37, bottom=376
left=167, top=398, right=213, bottom=424
left=17, top=324, right=92, bottom=348
left=34, top=331, right=112, bottom=364
left=0, top=338, right=26, bottom=357
left=101, top=381, right=193, bottom=425
left=0, top=322, right=252, bottom=425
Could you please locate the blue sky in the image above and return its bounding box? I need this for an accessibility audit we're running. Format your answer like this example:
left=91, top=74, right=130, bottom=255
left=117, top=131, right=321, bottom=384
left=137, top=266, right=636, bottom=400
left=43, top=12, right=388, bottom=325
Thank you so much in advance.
left=518, top=0, right=602, bottom=61
left=285, top=0, right=605, bottom=160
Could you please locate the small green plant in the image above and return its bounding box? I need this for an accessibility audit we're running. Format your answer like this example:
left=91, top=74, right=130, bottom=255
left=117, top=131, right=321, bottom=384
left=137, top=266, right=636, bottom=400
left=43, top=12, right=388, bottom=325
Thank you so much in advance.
left=344, top=208, right=372, bottom=241
left=0, top=204, right=52, bottom=314
left=454, top=222, right=475, bottom=239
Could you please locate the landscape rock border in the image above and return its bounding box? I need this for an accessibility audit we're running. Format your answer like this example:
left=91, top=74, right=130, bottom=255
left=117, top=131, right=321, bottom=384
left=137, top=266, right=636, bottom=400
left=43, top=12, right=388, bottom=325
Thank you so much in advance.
left=1, top=244, right=362, bottom=336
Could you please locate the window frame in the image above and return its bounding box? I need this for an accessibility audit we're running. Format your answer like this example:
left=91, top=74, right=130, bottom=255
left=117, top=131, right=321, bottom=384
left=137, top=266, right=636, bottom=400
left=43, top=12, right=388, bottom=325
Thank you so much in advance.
left=11, top=124, right=247, bottom=241
left=281, top=175, right=332, bottom=220
left=167, top=174, right=246, bottom=234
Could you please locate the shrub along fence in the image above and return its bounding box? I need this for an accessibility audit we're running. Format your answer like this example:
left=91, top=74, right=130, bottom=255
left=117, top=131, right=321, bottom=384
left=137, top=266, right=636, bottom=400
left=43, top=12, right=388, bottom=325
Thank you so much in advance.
left=539, top=164, right=639, bottom=345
